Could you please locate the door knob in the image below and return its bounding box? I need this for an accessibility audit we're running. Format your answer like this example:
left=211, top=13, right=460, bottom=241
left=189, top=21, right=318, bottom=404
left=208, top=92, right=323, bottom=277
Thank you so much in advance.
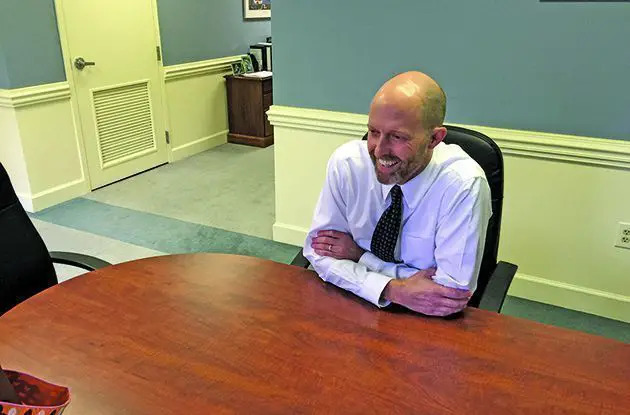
left=74, top=57, right=96, bottom=70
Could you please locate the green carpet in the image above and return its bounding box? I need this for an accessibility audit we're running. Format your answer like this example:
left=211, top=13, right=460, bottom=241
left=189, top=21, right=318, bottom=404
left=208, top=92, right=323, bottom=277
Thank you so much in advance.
left=32, top=198, right=300, bottom=265
left=501, top=296, right=630, bottom=343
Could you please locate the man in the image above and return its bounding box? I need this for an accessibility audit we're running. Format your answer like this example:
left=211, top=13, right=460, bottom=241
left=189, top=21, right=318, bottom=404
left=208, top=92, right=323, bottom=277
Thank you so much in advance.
left=303, top=71, right=492, bottom=317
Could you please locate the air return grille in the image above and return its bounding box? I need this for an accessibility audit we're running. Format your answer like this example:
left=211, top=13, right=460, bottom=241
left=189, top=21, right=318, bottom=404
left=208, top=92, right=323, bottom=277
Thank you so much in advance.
left=92, top=81, right=156, bottom=167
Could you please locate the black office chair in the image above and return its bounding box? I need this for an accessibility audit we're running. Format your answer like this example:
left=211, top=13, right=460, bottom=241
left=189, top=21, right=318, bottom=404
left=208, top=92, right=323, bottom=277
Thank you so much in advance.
left=291, top=125, right=518, bottom=313
left=0, top=162, right=111, bottom=315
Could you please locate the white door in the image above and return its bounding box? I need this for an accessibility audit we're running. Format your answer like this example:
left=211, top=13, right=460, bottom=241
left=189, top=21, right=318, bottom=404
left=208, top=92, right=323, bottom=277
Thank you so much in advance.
left=58, top=0, right=168, bottom=189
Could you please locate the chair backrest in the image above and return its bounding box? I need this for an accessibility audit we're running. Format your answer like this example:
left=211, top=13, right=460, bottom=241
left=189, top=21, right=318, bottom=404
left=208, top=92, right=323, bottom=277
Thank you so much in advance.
left=362, top=125, right=504, bottom=307
left=0, top=363, right=19, bottom=404
left=0, top=163, right=57, bottom=315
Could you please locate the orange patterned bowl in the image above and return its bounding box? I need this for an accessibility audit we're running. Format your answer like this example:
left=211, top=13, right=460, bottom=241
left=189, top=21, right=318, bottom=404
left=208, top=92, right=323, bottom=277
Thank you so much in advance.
left=0, top=370, right=70, bottom=415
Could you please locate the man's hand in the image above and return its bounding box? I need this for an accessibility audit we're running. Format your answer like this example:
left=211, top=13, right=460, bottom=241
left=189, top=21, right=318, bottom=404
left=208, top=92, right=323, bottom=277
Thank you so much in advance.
left=311, top=230, right=365, bottom=262
left=383, top=268, right=471, bottom=316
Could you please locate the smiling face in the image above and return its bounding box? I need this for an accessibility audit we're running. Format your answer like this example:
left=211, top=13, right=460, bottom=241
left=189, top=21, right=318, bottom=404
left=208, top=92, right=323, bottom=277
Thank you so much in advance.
left=367, top=72, right=447, bottom=185
left=367, top=104, right=431, bottom=185
left=367, top=72, right=446, bottom=184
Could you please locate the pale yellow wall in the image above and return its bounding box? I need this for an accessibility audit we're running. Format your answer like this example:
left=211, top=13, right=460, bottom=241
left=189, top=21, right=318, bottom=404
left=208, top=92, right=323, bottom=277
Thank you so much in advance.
left=165, top=72, right=228, bottom=156
left=163, top=57, right=242, bottom=162
left=500, top=157, right=630, bottom=321
left=15, top=99, right=86, bottom=198
left=501, top=157, right=630, bottom=295
left=0, top=105, right=32, bottom=198
left=0, top=85, right=88, bottom=211
left=269, top=105, right=630, bottom=323
left=273, top=126, right=349, bottom=240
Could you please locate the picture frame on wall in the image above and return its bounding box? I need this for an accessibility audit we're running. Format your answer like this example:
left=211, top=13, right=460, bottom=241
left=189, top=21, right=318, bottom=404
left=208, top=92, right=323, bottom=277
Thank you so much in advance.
left=243, top=0, right=271, bottom=20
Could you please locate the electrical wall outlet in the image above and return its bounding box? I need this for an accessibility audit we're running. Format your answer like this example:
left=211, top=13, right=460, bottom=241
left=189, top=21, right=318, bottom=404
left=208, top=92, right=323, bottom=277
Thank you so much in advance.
left=615, top=222, right=630, bottom=249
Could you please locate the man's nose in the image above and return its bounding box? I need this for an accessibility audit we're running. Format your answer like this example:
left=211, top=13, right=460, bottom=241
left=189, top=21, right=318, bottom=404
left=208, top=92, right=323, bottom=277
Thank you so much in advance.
left=374, top=136, right=390, bottom=157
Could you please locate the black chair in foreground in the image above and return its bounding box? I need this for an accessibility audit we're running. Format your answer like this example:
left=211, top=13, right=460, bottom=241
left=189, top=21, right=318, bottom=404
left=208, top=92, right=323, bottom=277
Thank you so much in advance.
left=0, top=162, right=111, bottom=315
left=291, top=126, right=518, bottom=313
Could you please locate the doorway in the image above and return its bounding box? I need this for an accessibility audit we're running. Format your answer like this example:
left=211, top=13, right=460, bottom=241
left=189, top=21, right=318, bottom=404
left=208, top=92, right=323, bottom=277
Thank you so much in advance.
left=55, top=0, right=169, bottom=189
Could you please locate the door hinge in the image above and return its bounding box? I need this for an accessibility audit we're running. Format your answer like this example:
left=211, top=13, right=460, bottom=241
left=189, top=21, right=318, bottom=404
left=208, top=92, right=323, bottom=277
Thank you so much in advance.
left=156, top=45, right=162, bottom=62
left=165, top=130, right=170, bottom=144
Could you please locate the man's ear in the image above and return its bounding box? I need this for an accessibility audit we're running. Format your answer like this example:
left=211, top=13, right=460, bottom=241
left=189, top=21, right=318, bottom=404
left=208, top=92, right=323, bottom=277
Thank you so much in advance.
left=428, top=126, right=447, bottom=149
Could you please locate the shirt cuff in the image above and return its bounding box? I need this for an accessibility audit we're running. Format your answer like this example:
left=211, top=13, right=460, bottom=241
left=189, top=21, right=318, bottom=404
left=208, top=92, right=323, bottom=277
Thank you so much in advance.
left=432, top=270, right=473, bottom=291
left=358, top=271, right=393, bottom=308
left=358, top=251, right=386, bottom=273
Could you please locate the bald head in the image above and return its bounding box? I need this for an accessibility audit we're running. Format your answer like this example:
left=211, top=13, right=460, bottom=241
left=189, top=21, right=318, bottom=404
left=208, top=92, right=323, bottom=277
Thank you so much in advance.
left=367, top=72, right=448, bottom=184
left=371, top=71, right=446, bottom=132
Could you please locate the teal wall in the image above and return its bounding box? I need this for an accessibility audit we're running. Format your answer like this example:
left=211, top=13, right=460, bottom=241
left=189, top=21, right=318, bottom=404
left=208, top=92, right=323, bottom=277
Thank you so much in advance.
left=156, top=0, right=271, bottom=66
left=0, top=0, right=271, bottom=89
left=273, top=0, right=630, bottom=140
left=0, top=0, right=66, bottom=89
left=0, top=44, right=10, bottom=88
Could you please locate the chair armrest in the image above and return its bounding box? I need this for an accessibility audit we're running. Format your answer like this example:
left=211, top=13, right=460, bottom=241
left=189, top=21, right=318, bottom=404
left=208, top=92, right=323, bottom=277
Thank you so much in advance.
left=478, top=261, right=518, bottom=313
left=290, top=248, right=310, bottom=268
left=49, top=251, right=111, bottom=271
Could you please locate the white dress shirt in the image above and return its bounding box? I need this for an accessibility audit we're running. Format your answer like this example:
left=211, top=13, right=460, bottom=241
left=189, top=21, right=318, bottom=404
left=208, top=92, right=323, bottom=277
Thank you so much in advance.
left=303, top=140, right=492, bottom=307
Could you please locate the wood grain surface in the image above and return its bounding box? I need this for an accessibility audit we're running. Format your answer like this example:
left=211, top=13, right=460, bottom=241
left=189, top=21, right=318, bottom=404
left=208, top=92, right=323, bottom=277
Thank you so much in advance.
left=226, top=75, right=273, bottom=147
left=0, top=254, right=628, bottom=414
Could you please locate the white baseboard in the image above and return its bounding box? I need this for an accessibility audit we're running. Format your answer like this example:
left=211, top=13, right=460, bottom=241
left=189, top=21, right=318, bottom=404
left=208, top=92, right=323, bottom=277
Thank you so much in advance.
left=509, top=273, right=630, bottom=323
left=16, top=195, right=35, bottom=213
left=273, top=222, right=309, bottom=247
left=17, top=177, right=89, bottom=212
left=171, top=130, right=228, bottom=162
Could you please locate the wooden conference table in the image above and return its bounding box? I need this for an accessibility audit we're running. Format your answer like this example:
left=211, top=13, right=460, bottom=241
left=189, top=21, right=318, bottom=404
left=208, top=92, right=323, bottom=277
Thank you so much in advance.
left=0, top=254, right=628, bottom=414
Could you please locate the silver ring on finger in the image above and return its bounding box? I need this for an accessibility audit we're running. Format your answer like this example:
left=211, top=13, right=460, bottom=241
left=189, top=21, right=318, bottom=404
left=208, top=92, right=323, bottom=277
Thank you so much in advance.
left=328, top=244, right=332, bottom=251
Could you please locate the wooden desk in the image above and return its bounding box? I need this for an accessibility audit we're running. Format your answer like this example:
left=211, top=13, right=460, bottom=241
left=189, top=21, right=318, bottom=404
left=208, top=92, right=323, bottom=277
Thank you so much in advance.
left=225, top=75, right=273, bottom=148
left=0, top=254, right=628, bottom=414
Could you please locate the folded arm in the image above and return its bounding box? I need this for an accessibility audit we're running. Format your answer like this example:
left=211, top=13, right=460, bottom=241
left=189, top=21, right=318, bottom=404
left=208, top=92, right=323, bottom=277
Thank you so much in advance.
left=308, top=234, right=470, bottom=315
left=304, top=157, right=395, bottom=307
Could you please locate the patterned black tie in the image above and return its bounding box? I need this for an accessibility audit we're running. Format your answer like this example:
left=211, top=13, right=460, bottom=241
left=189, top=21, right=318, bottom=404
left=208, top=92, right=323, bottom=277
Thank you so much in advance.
left=371, top=185, right=403, bottom=262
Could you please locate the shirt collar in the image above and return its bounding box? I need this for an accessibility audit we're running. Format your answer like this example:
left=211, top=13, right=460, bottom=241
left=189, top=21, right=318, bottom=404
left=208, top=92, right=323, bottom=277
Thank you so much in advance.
left=379, top=155, right=438, bottom=208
